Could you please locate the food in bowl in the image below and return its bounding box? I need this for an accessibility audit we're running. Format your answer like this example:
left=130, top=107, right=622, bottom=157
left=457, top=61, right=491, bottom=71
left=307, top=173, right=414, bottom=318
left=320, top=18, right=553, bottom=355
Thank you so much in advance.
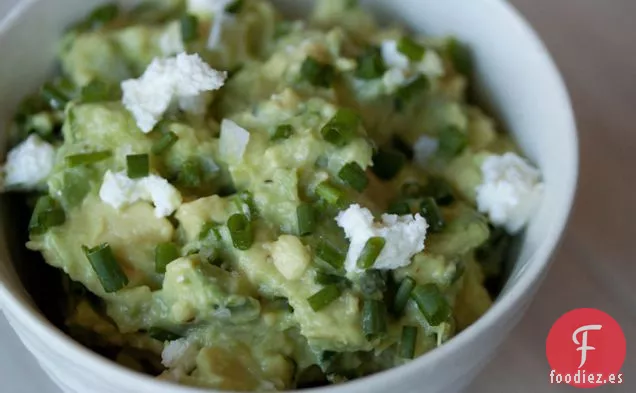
left=0, top=0, right=544, bottom=390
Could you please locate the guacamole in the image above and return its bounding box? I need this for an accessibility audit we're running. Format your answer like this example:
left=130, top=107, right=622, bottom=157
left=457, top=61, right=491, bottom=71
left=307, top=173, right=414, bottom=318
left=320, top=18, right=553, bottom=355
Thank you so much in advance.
left=1, top=0, right=543, bottom=390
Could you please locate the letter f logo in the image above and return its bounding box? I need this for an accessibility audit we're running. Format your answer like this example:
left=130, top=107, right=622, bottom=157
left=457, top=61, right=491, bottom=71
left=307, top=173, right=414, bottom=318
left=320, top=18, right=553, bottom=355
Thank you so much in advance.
left=572, top=324, right=602, bottom=368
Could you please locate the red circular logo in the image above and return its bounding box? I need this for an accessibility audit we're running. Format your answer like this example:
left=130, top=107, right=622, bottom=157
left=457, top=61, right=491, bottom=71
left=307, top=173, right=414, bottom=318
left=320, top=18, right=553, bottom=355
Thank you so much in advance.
left=546, top=308, right=626, bottom=388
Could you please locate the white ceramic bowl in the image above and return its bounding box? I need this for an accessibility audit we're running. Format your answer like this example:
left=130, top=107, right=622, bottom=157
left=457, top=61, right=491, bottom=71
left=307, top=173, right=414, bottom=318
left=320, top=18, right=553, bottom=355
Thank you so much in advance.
left=0, top=0, right=578, bottom=392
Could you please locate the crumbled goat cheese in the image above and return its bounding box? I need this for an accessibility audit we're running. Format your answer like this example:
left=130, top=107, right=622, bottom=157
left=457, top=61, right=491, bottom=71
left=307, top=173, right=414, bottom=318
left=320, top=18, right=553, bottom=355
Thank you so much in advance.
left=219, top=119, right=250, bottom=163
left=121, top=53, right=227, bottom=132
left=161, top=338, right=197, bottom=368
left=476, top=152, right=544, bottom=234
left=380, top=40, right=446, bottom=90
left=414, top=135, right=439, bottom=168
left=99, top=170, right=183, bottom=218
left=381, top=40, right=410, bottom=69
left=336, top=204, right=429, bottom=274
left=2, top=134, right=56, bottom=190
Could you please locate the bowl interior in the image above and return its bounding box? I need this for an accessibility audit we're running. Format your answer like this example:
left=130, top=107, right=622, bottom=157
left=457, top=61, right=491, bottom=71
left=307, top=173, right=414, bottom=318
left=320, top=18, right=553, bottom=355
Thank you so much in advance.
left=0, top=0, right=577, bottom=391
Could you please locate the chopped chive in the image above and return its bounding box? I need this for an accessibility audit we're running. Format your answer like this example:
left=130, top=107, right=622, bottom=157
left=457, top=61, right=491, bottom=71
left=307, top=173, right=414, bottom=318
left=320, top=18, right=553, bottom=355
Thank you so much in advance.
left=315, top=272, right=347, bottom=286
left=14, top=95, right=47, bottom=128
left=274, top=21, right=293, bottom=39
left=361, top=299, right=387, bottom=339
left=338, top=162, right=368, bottom=192
left=41, top=208, right=66, bottom=229
left=371, top=148, right=405, bottom=180
left=394, top=75, right=429, bottom=110
left=399, top=326, right=418, bottom=358
left=401, top=182, right=423, bottom=198
left=438, top=126, right=467, bottom=158
left=151, top=131, right=179, bottom=155
left=268, top=297, right=293, bottom=313
left=356, top=237, right=386, bottom=269
left=28, top=199, right=49, bottom=234
left=41, top=82, right=71, bottom=110
left=82, top=243, right=128, bottom=293
left=307, top=285, right=342, bottom=311
left=392, top=276, right=415, bottom=315
left=129, top=1, right=178, bottom=23
left=237, top=190, right=258, bottom=218
left=126, top=154, right=149, bottom=179
left=411, top=283, right=451, bottom=326
left=199, top=245, right=220, bottom=265
left=66, top=151, right=112, bottom=167
left=422, top=177, right=455, bottom=206
left=225, top=0, right=245, bottom=14
left=86, top=3, right=119, bottom=29
left=320, top=108, right=360, bottom=146
left=178, top=157, right=202, bottom=187
left=297, top=203, right=316, bottom=236
left=316, top=242, right=345, bottom=270
left=29, top=196, right=66, bottom=235
left=155, top=242, right=180, bottom=274
left=315, top=181, right=344, bottom=205
left=227, top=214, right=253, bottom=251
left=358, top=269, right=386, bottom=299
left=80, top=79, right=119, bottom=103
left=420, top=197, right=445, bottom=233
left=447, top=37, right=472, bottom=76
left=180, top=14, right=199, bottom=43
left=300, top=57, right=336, bottom=88
left=272, top=124, right=293, bottom=141
left=450, top=261, right=466, bottom=285
left=397, top=37, right=426, bottom=61
left=387, top=200, right=411, bottom=215
left=148, top=327, right=181, bottom=342
left=475, top=226, right=511, bottom=279
left=227, top=65, right=244, bottom=80
left=355, top=46, right=386, bottom=80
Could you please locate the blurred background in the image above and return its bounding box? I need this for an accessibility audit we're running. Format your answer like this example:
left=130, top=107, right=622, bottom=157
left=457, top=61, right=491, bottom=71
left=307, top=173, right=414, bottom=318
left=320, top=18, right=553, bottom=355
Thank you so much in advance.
left=0, top=0, right=634, bottom=392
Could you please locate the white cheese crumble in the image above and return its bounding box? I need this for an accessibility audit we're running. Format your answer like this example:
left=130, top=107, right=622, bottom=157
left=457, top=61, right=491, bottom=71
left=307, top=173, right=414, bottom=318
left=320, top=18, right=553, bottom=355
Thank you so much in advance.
left=99, top=170, right=183, bottom=218
left=476, top=152, right=544, bottom=234
left=380, top=40, right=446, bottom=91
left=121, top=53, right=227, bottom=133
left=414, top=135, right=439, bottom=168
left=1, top=134, right=56, bottom=190
left=381, top=40, right=410, bottom=69
left=219, top=119, right=250, bottom=163
left=161, top=338, right=198, bottom=368
left=336, top=204, right=428, bottom=274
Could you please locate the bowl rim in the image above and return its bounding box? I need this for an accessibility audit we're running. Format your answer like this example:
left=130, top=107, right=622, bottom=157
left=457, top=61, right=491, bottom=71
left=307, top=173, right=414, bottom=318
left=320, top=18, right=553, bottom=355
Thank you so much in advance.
left=0, top=0, right=579, bottom=392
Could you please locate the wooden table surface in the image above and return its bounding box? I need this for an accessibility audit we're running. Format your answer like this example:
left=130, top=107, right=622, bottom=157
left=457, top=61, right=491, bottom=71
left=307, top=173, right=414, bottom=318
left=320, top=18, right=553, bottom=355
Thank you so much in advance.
left=0, top=0, right=634, bottom=392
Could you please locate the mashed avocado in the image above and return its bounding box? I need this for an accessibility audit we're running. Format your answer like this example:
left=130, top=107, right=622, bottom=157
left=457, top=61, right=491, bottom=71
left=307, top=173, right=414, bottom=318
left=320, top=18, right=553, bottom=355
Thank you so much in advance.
left=3, top=0, right=529, bottom=390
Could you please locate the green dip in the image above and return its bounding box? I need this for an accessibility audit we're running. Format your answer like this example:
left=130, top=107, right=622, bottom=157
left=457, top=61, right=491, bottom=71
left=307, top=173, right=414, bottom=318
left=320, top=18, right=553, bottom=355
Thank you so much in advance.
left=5, top=0, right=521, bottom=390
